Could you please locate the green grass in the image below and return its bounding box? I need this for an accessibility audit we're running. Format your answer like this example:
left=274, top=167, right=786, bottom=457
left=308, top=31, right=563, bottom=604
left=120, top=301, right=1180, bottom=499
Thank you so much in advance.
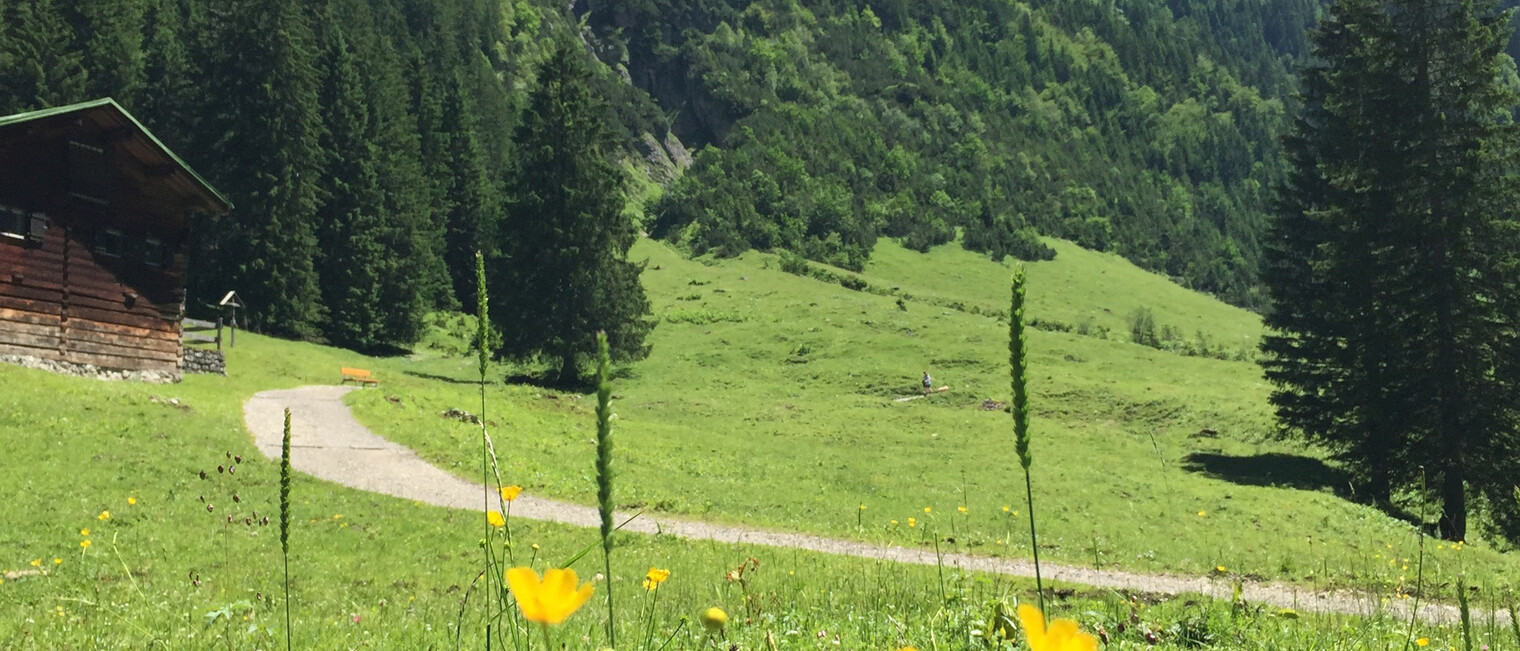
left=2, top=334, right=1515, bottom=650
left=354, top=238, right=1519, bottom=599
left=4, top=236, right=1520, bottom=648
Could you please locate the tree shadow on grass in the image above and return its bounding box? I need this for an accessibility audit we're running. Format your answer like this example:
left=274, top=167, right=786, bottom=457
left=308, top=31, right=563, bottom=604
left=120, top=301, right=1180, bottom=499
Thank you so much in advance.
left=1181, top=452, right=1351, bottom=496
left=1182, top=452, right=1427, bottom=526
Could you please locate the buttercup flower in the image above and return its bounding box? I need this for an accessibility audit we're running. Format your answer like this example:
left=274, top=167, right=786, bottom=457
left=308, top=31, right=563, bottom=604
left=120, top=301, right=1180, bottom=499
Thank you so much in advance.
left=700, top=606, right=728, bottom=633
left=1018, top=604, right=1098, bottom=651
left=505, top=567, right=594, bottom=626
left=908, top=517, right=916, bottom=528
left=487, top=511, right=506, bottom=527
left=80, top=540, right=91, bottom=549
left=1416, top=639, right=1429, bottom=647
left=97, top=511, right=110, bottom=521
left=80, top=528, right=90, bottom=537
left=642, top=567, right=671, bottom=591
left=128, top=497, right=137, bottom=505
left=501, top=485, right=523, bottom=502
left=958, top=506, right=968, bottom=513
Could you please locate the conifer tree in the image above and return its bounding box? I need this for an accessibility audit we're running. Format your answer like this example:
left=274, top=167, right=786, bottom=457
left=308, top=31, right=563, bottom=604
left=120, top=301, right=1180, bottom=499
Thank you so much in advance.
left=137, top=0, right=195, bottom=141
left=0, top=0, right=89, bottom=112
left=492, top=41, right=653, bottom=384
left=314, top=8, right=388, bottom=350
left=1263, top=0, right=1520, bottom=541
left=189, top=0, right=326, bottom=337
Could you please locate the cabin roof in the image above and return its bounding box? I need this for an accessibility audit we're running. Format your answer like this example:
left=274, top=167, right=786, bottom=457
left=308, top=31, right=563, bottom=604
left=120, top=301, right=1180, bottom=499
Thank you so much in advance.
left=0, top=98, right=231, bottom=214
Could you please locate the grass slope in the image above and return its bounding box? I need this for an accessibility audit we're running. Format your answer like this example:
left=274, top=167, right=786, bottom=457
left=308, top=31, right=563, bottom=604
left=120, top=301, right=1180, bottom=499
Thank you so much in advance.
left=4, top=335, right=1483, bottom=649
left=352, top=238, right=1517, bottom=598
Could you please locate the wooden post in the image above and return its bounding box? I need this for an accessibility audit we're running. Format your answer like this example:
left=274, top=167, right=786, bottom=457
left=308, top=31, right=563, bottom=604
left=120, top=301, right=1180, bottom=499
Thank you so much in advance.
left=216, top=317, right=223, bottom=351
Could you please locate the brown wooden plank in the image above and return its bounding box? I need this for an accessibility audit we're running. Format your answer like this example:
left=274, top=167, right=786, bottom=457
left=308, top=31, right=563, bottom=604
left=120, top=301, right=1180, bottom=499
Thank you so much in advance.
left=65, top=305, right=175, bottom=332
left=0, top=283, right=63, bottom=303
left=0, top=341, right=61, bottom=361
left=0, top=296, right=62, bottom=316
left=0, top=318, right=61, bottom=340
left=64, top=328, right=179, bottom=355
left=62, top=348, right=177, bottom=373
left=65, top=337, right=179, bottom=362
left=0, top=307, right=61, bottom=328
left=0, top=328, right=61, bottom=349
left=66, top=317, right=174, bottom=340
left=69, top=293, right=167, bottom=319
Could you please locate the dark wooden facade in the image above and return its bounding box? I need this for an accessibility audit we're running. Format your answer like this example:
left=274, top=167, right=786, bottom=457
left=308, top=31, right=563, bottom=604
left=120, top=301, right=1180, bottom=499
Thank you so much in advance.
left=0, top=99, right=229, bottom=376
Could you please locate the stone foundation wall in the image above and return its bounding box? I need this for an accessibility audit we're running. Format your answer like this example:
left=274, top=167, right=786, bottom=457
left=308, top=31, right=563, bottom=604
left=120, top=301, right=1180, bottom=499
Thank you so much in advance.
left=0, top=354, right=179, bottom=383
left=182, top=347, right=226, bottom=375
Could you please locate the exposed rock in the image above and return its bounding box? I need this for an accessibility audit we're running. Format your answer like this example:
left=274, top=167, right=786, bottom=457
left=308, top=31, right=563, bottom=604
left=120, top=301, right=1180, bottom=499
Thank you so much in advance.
left=663, top=131, right=693, bottom=169
left=441, top=408, right=481, bottom=425
left=638, top=132, right=679, bottom=184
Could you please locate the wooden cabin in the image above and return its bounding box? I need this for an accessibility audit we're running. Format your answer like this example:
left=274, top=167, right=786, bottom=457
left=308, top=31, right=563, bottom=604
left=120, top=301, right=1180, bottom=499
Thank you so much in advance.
left=0, top=98, right=230, bottom=378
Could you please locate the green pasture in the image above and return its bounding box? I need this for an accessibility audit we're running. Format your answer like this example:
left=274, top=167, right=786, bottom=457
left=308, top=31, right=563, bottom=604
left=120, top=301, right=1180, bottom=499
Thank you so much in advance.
left=353, top=238, right=1516, bottom=597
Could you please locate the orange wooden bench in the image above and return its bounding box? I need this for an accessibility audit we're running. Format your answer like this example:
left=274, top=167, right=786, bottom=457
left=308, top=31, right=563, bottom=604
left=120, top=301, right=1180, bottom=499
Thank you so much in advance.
left=340, top=367, right=379, bottom=387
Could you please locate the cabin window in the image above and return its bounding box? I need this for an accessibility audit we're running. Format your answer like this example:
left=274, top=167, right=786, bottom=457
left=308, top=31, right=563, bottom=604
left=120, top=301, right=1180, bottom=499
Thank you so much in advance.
left=0, top=205, right=23, bottom=240
left=0, top=205, right=42, bottom=242
left=67, top=140, right=111, bottom=205
left=94, top=228, right=124, bottom=258
left=142, top=236, right=166, bottom=267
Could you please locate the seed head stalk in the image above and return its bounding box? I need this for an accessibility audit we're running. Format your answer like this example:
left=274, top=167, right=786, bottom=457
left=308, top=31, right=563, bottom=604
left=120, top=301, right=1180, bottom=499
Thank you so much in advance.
left=474, top=252, right=496, bottom=645
left=1010, top=267, right=1044, bottom=613
left=595, top=331, right=617, bottom=648
left=280, top=408, right=293, bottom=650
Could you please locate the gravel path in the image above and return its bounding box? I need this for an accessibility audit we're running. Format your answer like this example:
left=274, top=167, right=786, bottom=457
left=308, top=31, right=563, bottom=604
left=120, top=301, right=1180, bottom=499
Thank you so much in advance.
left=245, top=385, right=1489, bottom=625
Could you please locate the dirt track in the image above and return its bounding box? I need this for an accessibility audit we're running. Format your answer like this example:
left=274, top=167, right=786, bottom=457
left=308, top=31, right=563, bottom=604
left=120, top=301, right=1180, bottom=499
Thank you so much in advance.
left=245, top=385, right=1491, bottom=624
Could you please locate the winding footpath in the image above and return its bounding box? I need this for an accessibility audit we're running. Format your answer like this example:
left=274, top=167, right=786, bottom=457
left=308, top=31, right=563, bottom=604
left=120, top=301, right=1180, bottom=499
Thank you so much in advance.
left=246, top=385, right=1484, bottom=625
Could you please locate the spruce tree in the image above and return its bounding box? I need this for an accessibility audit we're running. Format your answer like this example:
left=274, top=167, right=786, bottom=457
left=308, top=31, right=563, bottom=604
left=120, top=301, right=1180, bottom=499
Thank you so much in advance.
left=314, top=8, right=388, bottom=350
left=189, top=0, right=326, bottom=337
left=0, top=0, right=89, bottom=112
left=1263, top=0, right=1520, bottom=541
left=492, top=41, right=653, bottom=384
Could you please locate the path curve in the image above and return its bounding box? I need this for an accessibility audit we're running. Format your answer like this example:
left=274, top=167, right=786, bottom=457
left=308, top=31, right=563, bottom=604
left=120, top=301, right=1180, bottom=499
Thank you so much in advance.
left=246, top=385, right=1481, bottom=624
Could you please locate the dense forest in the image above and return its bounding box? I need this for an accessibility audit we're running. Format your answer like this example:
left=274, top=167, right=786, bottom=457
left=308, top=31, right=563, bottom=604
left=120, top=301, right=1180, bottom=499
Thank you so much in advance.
left=0, top=0, right=1455, bottom=345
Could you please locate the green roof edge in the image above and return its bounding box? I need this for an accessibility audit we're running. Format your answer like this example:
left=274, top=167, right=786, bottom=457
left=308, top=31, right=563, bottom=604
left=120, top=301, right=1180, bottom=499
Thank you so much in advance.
left=0, top=97, right=233, bottom=212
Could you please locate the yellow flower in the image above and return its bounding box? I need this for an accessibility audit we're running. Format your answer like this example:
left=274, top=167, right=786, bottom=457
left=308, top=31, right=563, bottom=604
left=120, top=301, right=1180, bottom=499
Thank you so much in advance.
left=52, top=558, right=61, bottom=565
left=1416, top=638, right=1429, bottom=647
left=332, top=514, right=343, bottom=520
left=859, top=504, right=866, bottom=510
left=97, top=511, right=110, bottom=521
left=958, top=506, right=968, bottom=514
left=501, top=485, right=523, bottom=502
left=1197, top=511, right=1206, bottom=517
left=908, top=517, right=916, bottom=528
left=29, top=559, right=40, bottom=567
left=643, top=567, right=671, bottom=591
left=80, top=528, right=90, bottom=537
left=127, top=497, right=137, bottom=505
left=896, top=647, right=920, bottom=651
left=1018, top=604, right=1098, bottom=651
left=890, top=519, right=899, bottom=526
left=80, top=540, right=91, bottom=549
left=505, top=567, right=594, bottom=626
left=1215, top=565, right=1227, bottom=573
left=1003, top=506, right=1011, bottom=512
left=487, top=511, right=506, bottom=527
left=700, top=606, right=728, bottom=633
left=924, top=507, right=932, bottom=514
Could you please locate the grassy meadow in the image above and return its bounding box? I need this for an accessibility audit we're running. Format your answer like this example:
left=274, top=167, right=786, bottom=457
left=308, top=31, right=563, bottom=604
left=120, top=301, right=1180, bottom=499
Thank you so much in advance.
left=2, top=237, right=1519, bottom=648
left=354, top=238, right=1519, bottom=597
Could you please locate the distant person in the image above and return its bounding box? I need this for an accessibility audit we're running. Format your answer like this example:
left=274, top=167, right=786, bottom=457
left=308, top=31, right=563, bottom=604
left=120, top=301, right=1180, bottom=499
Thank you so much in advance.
left=922, top=370, right=932, bottom=395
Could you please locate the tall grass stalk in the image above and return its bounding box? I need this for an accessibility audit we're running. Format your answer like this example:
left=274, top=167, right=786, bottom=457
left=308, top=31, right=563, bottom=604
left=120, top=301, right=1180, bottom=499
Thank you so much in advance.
left=1401, top=469, right=1431, bottom=651
left=476, top=253, right=496, bottom=645
left=280, top=408, right=293, bottom=651
left=595, top=331, right=617, bottom=647
left=1009, top=267, right=1044, bottom=612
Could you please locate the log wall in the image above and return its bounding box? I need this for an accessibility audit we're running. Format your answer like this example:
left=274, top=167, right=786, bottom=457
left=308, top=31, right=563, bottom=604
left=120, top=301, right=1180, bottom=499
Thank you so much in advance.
left=0, top=218, right=182, bottom=375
